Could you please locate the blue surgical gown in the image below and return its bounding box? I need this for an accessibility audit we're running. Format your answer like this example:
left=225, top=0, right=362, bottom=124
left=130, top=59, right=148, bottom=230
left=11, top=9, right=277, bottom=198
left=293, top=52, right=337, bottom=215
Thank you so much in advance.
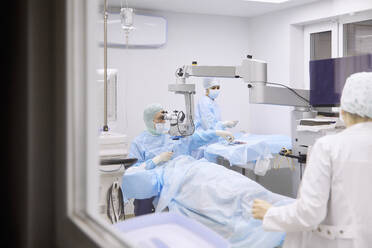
left=122, top=155, right=292, bottom=247
left=128, top=129, right=218, bottom=170
left=195, top=95, right=225, bottom=131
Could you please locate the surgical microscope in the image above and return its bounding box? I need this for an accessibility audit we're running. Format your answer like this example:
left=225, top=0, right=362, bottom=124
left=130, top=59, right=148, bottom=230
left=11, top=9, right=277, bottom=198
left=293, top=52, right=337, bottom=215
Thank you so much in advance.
left=167, top=56, right=314, bottom=145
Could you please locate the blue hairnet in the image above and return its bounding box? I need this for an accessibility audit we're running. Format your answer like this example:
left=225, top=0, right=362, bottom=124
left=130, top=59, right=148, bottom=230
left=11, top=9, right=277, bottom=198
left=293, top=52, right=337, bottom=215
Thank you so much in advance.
left=143, top=103, right=163, bottom=135
left=341, top=72, right=372, bottom=118
left=203, top=77, right=220, bottom=89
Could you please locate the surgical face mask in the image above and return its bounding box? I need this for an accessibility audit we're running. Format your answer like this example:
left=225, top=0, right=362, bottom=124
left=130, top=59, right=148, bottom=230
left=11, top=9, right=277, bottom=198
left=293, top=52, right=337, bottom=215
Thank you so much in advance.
left=209, top=89, right=220, bottom=100
left=155, top=123, right=168, bottom=134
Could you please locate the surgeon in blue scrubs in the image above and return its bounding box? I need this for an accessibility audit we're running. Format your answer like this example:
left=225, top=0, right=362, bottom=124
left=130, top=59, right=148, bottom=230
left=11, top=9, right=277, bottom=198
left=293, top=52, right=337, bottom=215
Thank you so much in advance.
left=195, top=78, right=238, bottom=131
left=128, top=103, right=234, bottom=216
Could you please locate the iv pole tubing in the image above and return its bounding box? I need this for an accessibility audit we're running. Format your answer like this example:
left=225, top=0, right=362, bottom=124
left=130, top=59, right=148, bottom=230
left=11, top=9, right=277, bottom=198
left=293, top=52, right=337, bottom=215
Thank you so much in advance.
left=103, top=0, right=108, bottom=131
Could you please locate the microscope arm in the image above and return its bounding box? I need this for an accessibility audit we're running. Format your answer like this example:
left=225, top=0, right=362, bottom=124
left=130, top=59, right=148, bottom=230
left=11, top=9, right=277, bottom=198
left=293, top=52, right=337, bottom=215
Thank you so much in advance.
left=168, top=58, right=310, bottom=137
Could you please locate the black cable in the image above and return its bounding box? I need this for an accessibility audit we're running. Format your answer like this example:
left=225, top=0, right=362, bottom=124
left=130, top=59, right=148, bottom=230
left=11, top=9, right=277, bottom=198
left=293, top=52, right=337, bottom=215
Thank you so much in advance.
left=187, top=98, right=196, bottom=135
left=251, top=81, right=310, bottom=106
left=118, top=186, right=125, bottom=221
left=176, top=111, right=184, bottom=136
left=186, top=103, right=196, bottom=135
left=110, top=185, right=117, bottom=223
left=106, top=185, right=114, bottom=224
left=186, top=115, right=195, bottom=136
left=106, top=183, right=126, bottom=224
left=189, top=113, right=196, bottom=134
left=176, top=111, right=194, bottom=137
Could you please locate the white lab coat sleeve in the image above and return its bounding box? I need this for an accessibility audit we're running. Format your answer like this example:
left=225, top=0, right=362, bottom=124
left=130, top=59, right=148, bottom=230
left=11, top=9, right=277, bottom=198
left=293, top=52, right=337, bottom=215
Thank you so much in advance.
left=263, top=138, right=332, bottom=232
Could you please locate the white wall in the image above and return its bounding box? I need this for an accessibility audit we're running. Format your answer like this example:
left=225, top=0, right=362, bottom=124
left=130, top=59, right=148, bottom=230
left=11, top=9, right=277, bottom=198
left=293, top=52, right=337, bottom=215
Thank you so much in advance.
left=98, top=11, right=253, bottom=143
left=247, top=0, right=372, bottom=91
left=97, top=0, right=372, bottom=150
left=245, top=0, right=372, bottom=137
left=246, top=0, right=372, bottom=196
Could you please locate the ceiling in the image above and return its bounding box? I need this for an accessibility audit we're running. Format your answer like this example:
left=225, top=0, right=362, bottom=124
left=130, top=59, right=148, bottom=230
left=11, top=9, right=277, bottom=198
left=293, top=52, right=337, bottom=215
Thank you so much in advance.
left=106, top=0, right=321, bottom=18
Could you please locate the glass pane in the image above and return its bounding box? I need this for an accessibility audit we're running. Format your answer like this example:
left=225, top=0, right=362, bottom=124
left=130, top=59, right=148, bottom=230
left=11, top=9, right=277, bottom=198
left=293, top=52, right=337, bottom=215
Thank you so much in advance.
left=310, top=31, right=332, bottom=60
left=344, top=19, right=372, bottom=56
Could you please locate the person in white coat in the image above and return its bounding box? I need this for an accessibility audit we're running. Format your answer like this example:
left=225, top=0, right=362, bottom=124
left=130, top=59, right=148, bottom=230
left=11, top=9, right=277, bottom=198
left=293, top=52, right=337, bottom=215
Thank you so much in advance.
left=252, top=72, right=372, bottom=248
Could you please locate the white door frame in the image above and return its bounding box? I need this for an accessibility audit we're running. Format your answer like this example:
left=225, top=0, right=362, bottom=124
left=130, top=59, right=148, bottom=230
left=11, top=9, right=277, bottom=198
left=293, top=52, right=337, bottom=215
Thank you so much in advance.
left=303, top=21, right=339, bottom=89
left=337, top=9, right=372, bottom=56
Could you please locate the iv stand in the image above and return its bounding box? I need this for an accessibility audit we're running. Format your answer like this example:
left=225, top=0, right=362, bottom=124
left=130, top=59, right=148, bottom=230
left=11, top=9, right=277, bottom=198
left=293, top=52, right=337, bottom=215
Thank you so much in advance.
left=103, top=0, right=109, bottom=132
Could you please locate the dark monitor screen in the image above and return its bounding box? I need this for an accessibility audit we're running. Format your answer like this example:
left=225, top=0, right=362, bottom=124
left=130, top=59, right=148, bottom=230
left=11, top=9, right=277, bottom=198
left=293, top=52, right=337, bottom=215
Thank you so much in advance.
left=310, top=54, right=372, bottom=107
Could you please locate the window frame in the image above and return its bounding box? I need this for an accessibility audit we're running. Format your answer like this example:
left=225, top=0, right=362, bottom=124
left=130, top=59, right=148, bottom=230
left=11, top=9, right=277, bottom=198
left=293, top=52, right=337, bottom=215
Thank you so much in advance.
left=56, top=0, right=133, bottom=247
left=338, top=10, right=372, bottom=57
left=303, top=10, right=372, bottom=89
left=303, top=21, right=339, bottom=89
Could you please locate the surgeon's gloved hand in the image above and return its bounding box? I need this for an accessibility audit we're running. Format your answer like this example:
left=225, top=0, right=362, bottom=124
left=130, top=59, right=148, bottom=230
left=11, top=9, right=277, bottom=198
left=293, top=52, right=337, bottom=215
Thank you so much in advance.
left=152, top=152, right=174, bottom=165
left=216, top=130, right=234, bottom=143
left=252, top=199, right=272, bottom=220
left=222, top=120, right=239, bottom=128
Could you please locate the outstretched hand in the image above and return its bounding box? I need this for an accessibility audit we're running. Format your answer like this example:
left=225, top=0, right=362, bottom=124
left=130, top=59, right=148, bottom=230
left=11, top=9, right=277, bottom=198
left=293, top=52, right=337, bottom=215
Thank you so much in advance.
left=252, top=199, right=272, bottom=220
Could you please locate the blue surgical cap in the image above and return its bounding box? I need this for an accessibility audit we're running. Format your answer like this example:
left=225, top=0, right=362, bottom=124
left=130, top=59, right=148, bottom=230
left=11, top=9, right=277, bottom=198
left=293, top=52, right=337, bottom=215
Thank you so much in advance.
left=341, top=72, right=372, bottom=118
left=203, top=78, right=220, bottom=89
left=144, top=103, right=163, bottom=135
